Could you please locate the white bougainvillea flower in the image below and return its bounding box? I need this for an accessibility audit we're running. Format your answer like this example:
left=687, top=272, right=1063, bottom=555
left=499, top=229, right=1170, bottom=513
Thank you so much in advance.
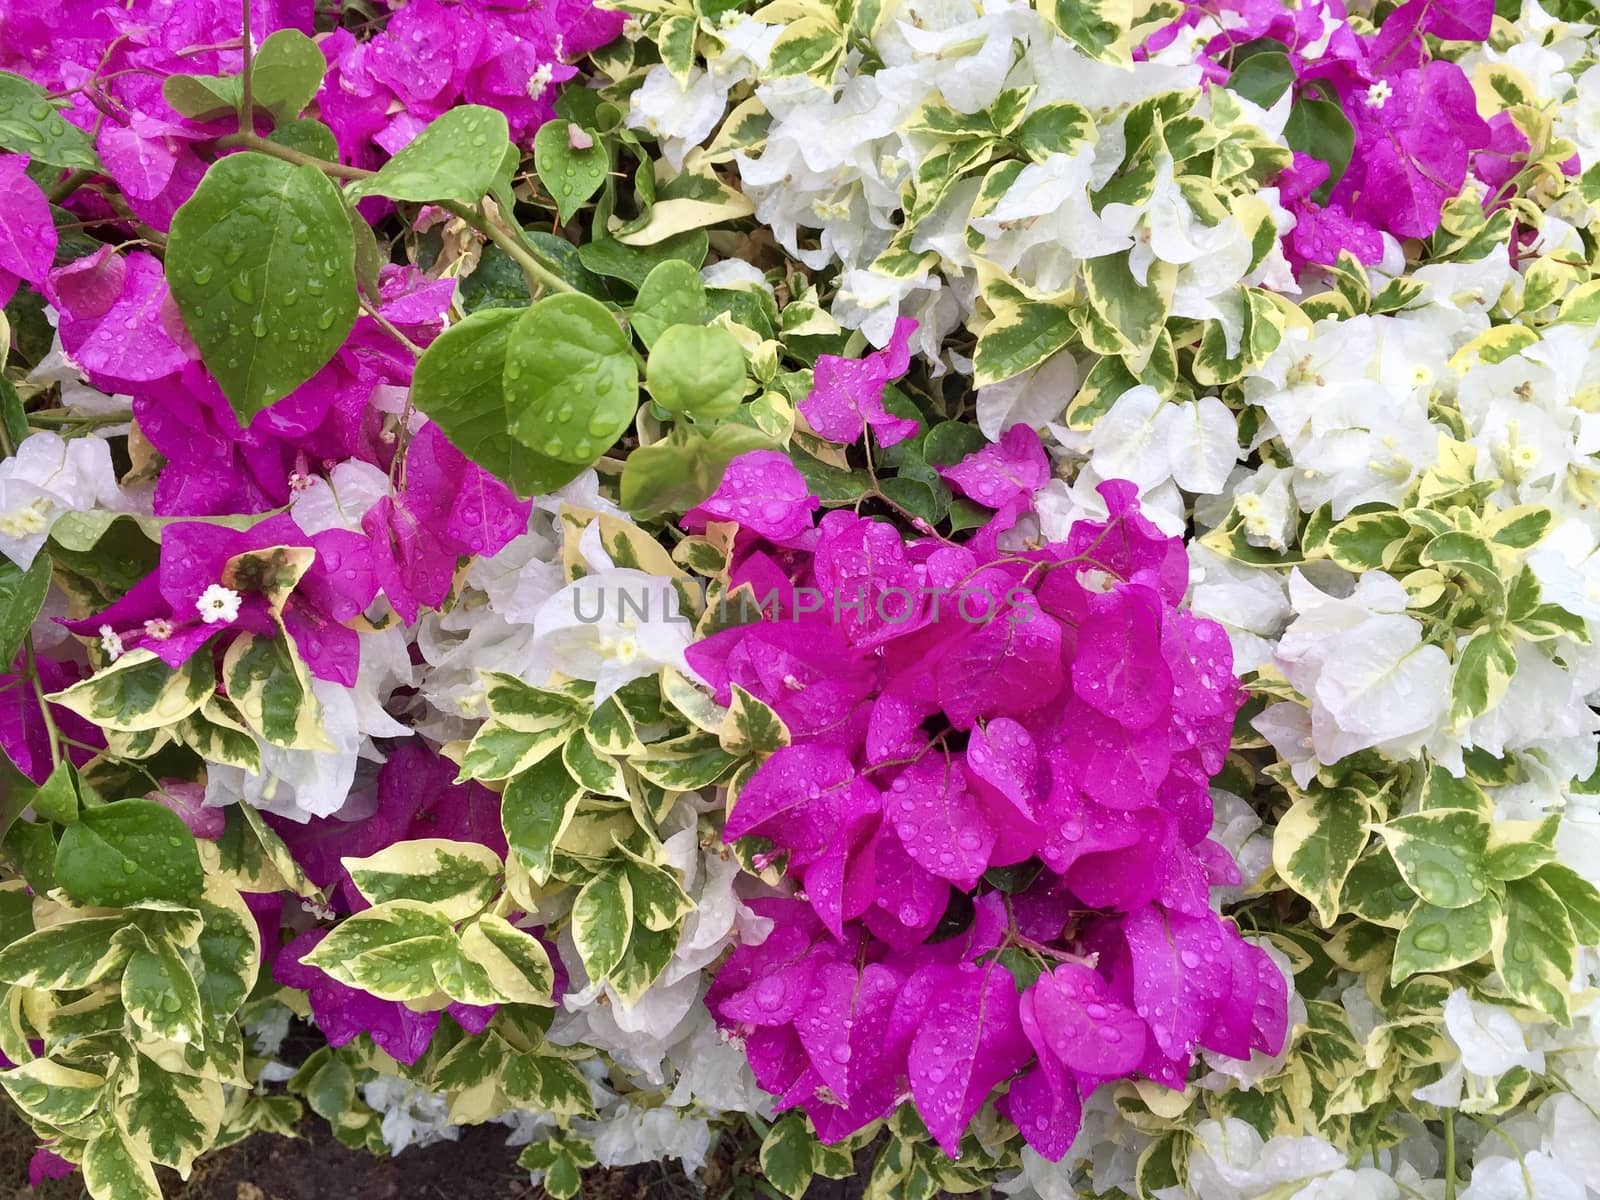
left=1088, top=386, right=1240, bottom=496
left=290, top=459, right=393, bottom=535
left=1459, top=1152, right=1584, bottom=1200
left=0, top=431, right=123, bottom=568
left=534, top=567, right=691, bottom=703
left=1275, top=570, right=1452, bottom=764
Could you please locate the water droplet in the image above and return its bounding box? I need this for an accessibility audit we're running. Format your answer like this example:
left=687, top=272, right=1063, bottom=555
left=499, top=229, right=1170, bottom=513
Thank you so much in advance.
left=1411, top=922, right=1449, bottom=954
left=122, top=860, right=138, bottom=874
left=830, top=1045, right=852, bottom=1064
left=316, top=308, right=338, bottom=330
left=290, top=224, right=310, bottom=245
left=191, top=264, right=214, bottom=286
left=229, top=273, right=254, bottom=303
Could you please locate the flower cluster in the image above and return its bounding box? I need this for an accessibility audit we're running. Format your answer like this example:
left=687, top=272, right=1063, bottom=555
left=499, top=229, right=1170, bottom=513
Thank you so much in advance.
left=695, top=447, right=1288, bottom=1157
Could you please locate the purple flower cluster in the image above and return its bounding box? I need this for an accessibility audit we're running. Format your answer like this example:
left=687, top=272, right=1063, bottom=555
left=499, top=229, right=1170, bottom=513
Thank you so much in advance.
left=689, top=447, right=1287, bottom=1158
left=1153, top=0, right=1511, bottom=267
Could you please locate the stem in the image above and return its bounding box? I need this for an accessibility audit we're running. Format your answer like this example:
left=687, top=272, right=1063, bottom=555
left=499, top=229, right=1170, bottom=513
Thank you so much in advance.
left=212, top=131, right=576, bottom=299
left=238, top=0, right=253, bottom=130
left=1443, top=1115, right=1457, bottom=1200
left=22, top=638, right=62, bottom=771
left=26, top=410, right=134, bottom=428
left=214, top=130, right=375, bottom=179
left=437, top=200, right=576, bottom=298
left=47, top=169, right=96, bottom=205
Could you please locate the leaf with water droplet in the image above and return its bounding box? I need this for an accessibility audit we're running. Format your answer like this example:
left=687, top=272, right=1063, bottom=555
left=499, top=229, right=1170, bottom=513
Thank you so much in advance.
left=345, top=105, right=513, bottom=205
left=504, top=292, right=637, bottom=465
left=1492, top=877, right=1576, bottom=1023
left=1377, top=808, right=1489, bottom=910
left=168, top=151, right=356, bottom=420
left=53, top=798, right=203, bottom=907
left=1391, top=894, right=1495, bottom=984
left=411, top=306, right=587, bottom=497
left=0, top=71, right=99, bottom=169
left=646, top=323, right=748, bottom=420
left=533, top=118, right=609, bottom=224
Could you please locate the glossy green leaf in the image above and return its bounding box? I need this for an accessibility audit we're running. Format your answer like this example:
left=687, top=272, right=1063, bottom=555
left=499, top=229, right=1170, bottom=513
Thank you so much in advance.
left=410, top=307, right=585, bottom=497
left=645, top=323, right=747, bottom=419
left=345, top=106, right=513, bottom=204
left=54, top=799, right=203, bottom=908
left=167, top=151, right=357, bottom=420
left=0, top=72, right=100, bottom=169
left=533, top=119, right=608, bottom=223
left=505, top=292, right=638, bottom=464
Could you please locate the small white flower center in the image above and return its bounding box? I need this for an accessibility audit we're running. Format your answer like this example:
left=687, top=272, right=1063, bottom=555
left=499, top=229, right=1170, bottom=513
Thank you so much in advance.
left=1365, top=81, right=1393, bottom=109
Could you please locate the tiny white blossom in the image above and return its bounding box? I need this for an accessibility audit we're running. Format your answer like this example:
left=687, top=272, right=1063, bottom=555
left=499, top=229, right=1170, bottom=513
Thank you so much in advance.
left=97, top=624, right=124, bottom=660
left=197, top=584, right=243, bottom=625
left=143, top=617, right=174, bottom=641
left=526, top=62, right=555, bottom=101
left=1365, top=80, right=1393, bottom=108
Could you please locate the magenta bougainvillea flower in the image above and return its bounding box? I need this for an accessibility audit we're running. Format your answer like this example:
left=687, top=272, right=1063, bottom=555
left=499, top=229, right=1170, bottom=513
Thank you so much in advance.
left=1156, top=0, right=1496, bottom=268
left=0, top=155, right=57, bottom=309
left=798, top=317, right=921, bottom=447
left=61, top=512, right=378, bottom=685
left=693, top=450, right=1287, bottom=1158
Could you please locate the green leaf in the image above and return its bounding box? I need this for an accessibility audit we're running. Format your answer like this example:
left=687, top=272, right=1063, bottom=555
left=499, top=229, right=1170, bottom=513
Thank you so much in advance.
left=1324, top=512, right=1410, bottom=572
left=410, top=307, right=585, bottom=497
left=29, top=762, right=79, bottom=825
left=1228, top=50, right=1294, bottom=107
left=0, top=555, right=50, bottom=666
left=54, top=799, right=203, bottom=908
left=121, top=933, right=205, bottom=1044
left=720, top=685, right=790, bottom=757
left=1391, top=896, right=1496, bottom=984
left=303, top=900, right=458, bottom=1002
left=1273, top=786, right=1369, bottom=927
left=167, top=151, right=357, bottom=420
left=1484, top=817, right=1559, bottom=882
left=47, top=647, right=213, bottom=734
left=344, top=839, right=503, bottom=921
left=0, top=915, right=129, bottom=989
left=246, top=29, right=327, bottom=122
left=1376, top=809, right=1489, bottom=910
left=572, top=866, right=633, bottom=980
left=533, top=119, right=608, bottom=223
left=0, top=1056, right=104, bottom=1125
left=345, top=106, right=512, bottom=204
left=761, top=1113, right=819, bottom=1200
left=618, top=845, right=694, bottom=932
left=1535, top=862, right=1600, bottom=943
left=577, top=230, right=709, bottom=290
left=506, top=292, right=638, bottom=464
left=621, top=424, right=773, bottom=517
left=1450, top=628, right=1518, bottom=725
left=267, top=118, right=340, bottom=161
left=1494, top=877, right=1576, bottom=1023
left=501, top=755, right=585, bottom=886
left=502, top=1056, right=595, bottom=1119
left=1013, top=101, right=1092, bottom=162
left=0, top=72, right=100, bottom=169
left=631, top=259, right=707, bottom=348
left=972, top=293, right=1073, bottom=388
left=83, top=1129, right=162, bottom=1200
left=458, top=913, right=556, bottom=1005
left=646, top=323, right=747, bottom=420
left=631, top=730, right=736, bottom=790
left=162, top=72, right=242, bottom=121
left=1080, top=253, right=1174, bottom=369
left=1284, top=98, right=1355, bottom=204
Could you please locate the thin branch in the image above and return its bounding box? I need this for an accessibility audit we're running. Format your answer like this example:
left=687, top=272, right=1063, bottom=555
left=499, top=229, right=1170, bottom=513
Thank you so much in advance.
left=238, top=0, right=254, bottom=130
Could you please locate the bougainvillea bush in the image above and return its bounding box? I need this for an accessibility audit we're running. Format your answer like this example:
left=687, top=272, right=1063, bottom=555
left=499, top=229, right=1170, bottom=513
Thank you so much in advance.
left=2, top=0, right=1600, bottom=1196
